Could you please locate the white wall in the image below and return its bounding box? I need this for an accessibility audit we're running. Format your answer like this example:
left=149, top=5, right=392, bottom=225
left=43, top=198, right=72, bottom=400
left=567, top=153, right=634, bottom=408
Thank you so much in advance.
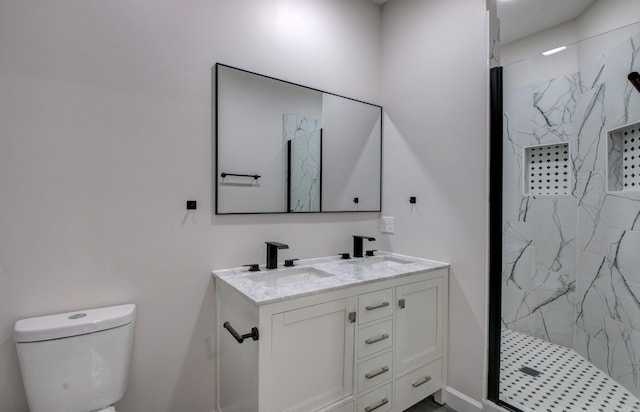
left=501, top=21, right=580, bottom=90
left=501, top=0, right=640, bottom=67
left=0, top=0, right=493, bottom=410
left=576, top=1, right=640, bottom=67
left=577, top=0, right=640, bottom=41
left=501, top=21, right=579, bottom=66
left=380, top=0, right=489, bottom=404
left=501, top=1, right=640, bottom=92
left=0, top=1, right=383, bottom=411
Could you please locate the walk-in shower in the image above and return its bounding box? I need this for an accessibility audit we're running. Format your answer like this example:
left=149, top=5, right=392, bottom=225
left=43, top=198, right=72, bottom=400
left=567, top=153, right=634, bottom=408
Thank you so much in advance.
left=489, top=10, right=640, bottom=412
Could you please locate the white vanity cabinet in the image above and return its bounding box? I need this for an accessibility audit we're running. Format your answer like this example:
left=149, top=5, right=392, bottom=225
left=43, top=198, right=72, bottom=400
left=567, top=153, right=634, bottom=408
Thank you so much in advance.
left=393, top=277, right=446, bottom=409
left=270, top=297, right=356, bottom=412
left=214, top=257, right=448, bottom=412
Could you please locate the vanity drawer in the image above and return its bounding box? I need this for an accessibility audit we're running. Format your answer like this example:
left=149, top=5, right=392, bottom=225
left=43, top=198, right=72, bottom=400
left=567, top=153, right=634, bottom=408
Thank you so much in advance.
left=394, top=358, right=442, bottom=406
left=357, top=351, right=393, bottom=394
left=357, top=319, right=393, bottom=359
left=358, top=289, right=393, bottom=324
left=357, top=383, right=392, bottom=412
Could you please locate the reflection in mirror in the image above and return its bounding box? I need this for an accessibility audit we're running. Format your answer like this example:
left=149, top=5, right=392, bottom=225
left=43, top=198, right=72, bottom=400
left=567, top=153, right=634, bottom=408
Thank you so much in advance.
left=494, top=2, right=640, bottom=410
left=285, top=114, right=321, bottom=212
left=321, top=94, right=382, bottom=212
left=215, top=64, right=382, bottom=214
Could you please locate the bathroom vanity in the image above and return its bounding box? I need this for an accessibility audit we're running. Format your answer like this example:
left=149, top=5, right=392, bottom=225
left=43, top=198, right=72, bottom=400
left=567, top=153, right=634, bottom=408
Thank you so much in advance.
left=212, top=252, right=449, bottom=412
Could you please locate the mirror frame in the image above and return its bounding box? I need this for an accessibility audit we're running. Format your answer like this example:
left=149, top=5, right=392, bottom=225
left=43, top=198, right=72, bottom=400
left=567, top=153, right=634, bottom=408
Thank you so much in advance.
left=214, top=63, right=383, bottom=215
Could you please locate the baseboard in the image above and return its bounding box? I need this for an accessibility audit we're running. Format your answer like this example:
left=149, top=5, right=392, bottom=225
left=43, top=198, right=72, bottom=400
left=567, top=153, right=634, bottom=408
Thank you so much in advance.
left=481, top=399, right=514, bottom=412
left=444, top=387, right=483, bottom=412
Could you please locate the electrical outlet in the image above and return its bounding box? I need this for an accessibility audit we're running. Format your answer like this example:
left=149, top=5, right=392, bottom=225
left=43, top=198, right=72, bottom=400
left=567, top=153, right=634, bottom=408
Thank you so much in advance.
left=381, top=216, right=394, bottom=234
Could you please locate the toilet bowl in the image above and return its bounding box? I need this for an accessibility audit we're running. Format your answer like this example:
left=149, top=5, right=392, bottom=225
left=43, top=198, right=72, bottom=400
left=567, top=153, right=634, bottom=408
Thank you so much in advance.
left=14, top=304, right=135, bottom=412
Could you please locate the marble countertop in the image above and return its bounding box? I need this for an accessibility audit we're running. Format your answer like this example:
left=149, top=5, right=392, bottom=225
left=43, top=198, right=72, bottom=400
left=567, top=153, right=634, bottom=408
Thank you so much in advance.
left=212, top=251, right=449, bottom=305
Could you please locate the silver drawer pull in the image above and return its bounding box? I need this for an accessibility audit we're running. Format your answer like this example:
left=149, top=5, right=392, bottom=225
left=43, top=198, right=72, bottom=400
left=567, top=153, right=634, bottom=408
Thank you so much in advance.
left=365, top=301, right=390, bottom=311
left=365, top=333, right=389, bottom=345
left=365, top=366, right=389, bottom=379
left=364, top=397, right=389, bottom=412
left=412, top=375, right=432, bottom=388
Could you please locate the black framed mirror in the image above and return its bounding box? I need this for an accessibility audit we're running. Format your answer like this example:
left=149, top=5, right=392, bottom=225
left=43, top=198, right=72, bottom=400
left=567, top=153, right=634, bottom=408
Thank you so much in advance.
left=214, top=63, right=382, bottom=214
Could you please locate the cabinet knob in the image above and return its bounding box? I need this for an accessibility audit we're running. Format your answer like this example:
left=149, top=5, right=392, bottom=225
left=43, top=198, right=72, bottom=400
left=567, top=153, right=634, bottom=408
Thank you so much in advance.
left=348, top=312, right=356, bottom=323
left=399, top=298, right=406, bottom=309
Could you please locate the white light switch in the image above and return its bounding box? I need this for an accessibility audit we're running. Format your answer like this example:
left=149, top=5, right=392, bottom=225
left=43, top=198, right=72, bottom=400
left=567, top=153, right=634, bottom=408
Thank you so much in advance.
left=381, top=216, right=394, bottom=234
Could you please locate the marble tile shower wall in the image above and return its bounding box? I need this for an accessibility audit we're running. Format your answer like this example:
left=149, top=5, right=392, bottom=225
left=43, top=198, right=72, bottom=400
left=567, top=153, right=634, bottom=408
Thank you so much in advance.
left=502, top=31, right=640, bottom=395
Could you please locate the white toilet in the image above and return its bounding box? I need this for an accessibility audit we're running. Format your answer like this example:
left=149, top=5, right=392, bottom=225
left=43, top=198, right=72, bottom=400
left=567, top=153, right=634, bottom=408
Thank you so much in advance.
left=14, top=304, right=136, bottom=412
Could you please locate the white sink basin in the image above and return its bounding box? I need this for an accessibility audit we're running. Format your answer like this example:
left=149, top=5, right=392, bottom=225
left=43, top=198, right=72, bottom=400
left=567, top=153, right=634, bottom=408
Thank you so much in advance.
left=346, top=256, right=413, bottom=270
left=247, top=267, right=333, bottom=287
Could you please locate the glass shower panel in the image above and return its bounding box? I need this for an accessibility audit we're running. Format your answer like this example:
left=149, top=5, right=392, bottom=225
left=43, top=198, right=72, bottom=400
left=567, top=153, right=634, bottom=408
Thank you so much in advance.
left=500, top=22, right=640, bottom=411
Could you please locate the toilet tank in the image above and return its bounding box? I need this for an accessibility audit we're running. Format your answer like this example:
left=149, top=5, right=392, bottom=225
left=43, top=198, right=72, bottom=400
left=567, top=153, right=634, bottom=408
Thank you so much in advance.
left=14, top=304, right=136, bottom=412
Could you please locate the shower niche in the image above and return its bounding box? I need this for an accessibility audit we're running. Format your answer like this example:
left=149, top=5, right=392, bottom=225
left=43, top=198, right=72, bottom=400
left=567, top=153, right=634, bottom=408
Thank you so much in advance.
left=524, top=143, right=571, bottom=196
left=607, top=122, right=640, bottom=192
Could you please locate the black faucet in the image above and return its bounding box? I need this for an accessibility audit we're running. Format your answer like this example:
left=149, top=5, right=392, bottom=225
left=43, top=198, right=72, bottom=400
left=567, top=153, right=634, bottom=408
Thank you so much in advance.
left=353, top=235, right=376, bottom=258
left=265, top=241, right=289, bottom=269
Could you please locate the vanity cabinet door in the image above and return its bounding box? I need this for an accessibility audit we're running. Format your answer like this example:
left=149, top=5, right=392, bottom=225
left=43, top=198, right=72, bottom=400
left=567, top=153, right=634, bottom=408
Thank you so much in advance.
left=394, top=277, right=444, bottom=377
left=270, top=297, right=356, bottom=412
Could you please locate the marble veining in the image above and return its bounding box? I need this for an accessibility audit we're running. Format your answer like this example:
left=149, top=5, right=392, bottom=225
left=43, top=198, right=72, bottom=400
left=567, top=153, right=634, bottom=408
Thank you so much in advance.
left=502, top=28, right=640, bottom=396
left=283, top=114, right=321, bottom=212
left=212, top=252, right=448, bottom=305
left=489, top=4, right=500, bottom=69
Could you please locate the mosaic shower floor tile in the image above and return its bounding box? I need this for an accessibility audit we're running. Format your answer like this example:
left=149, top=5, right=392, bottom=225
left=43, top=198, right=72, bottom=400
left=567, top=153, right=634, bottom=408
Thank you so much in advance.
left=500, top=328, right=640, bottom=411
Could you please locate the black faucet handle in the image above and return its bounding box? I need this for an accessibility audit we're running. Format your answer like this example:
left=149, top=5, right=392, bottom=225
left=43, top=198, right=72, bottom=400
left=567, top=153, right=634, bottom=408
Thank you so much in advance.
left=365, top=250, right=377, bottom=257
left=243, top=264, right=260, bottom=272
left=265, top=241, right=289, bottom=249
left=353, top=235, right=376, bottom=241
left=339, top=253, right=351, bottom=259
left=284, top=258, right=299, bottom=267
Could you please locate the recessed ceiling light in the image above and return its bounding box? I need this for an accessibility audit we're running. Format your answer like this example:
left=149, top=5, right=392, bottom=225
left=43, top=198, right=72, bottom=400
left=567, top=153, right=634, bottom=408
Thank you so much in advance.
left=542, top=46, right=567, bottom=56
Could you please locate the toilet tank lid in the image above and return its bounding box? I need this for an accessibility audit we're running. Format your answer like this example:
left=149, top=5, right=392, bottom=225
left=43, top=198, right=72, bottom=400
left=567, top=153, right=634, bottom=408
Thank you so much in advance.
left=14, top=304, right=136, bottom=343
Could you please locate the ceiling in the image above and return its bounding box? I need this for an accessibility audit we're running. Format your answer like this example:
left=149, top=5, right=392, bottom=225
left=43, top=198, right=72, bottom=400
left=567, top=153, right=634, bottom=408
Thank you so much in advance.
left=371, top=0, right=596, bottom=46
left=497, top=0, right=596, bottom=45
